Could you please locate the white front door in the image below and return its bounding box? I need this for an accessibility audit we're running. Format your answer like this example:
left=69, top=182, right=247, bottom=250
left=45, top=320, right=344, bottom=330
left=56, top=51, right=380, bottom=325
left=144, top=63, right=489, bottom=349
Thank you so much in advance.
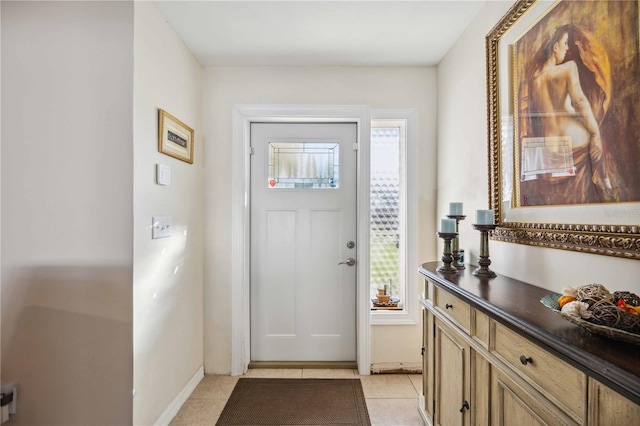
left=250, top=122, right=357, bottom=361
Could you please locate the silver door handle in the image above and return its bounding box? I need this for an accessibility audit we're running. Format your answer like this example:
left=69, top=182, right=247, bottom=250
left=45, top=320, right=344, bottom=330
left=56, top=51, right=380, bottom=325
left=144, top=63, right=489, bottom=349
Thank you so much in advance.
left=338, top=258, right=356, bottom=266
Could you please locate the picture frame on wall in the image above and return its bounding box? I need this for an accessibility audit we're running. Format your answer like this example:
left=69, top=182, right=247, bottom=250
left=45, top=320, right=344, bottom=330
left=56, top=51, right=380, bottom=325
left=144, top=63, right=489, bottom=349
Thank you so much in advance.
left=486, top=0, right=640, bottom=259
left=158, top=109, right=194, bottom=164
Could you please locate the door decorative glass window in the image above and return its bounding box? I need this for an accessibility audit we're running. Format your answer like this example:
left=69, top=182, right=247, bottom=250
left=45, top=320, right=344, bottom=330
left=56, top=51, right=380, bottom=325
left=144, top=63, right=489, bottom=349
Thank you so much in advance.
left=268, top=142, right=340, bottom=189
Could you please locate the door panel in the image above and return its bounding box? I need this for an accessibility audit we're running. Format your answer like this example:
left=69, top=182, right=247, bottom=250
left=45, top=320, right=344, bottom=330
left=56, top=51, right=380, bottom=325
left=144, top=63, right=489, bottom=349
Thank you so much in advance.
left=264, top=209, right=297, bottom=336
left=308, top=209, right=341, bottom=336
left=250, top=122, right=357, bottom=361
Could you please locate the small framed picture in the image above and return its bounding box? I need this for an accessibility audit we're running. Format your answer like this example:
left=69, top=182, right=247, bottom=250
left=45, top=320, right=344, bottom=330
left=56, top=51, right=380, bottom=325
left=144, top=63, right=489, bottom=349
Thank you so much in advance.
left=158, top=109, right=194, bottom=164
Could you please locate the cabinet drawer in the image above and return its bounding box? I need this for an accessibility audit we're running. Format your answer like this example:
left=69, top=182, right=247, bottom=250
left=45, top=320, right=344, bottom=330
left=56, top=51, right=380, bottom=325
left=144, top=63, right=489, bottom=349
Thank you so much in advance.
left=492, top=322, right=586, bottom=423
left=434, top=287, right=470, bottom=333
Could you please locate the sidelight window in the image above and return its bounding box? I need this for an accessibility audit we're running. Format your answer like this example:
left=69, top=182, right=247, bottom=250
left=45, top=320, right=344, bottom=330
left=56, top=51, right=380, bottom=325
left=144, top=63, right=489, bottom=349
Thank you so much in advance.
left=370, top=112, right=417, bottom=325
left=370, top=124, right=405, bottom=307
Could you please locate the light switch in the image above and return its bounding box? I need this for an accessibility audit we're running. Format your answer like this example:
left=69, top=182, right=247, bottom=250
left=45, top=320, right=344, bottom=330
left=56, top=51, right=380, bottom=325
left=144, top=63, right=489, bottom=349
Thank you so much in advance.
left=152, top=216, right=171, bottom=239
left=156, top=164, right=171, bottom=185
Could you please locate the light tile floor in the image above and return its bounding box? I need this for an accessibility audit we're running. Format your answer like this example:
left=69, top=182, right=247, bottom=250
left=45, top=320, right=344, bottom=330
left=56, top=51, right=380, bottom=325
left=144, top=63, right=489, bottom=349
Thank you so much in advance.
left=170, top=369, right=424, bottom=425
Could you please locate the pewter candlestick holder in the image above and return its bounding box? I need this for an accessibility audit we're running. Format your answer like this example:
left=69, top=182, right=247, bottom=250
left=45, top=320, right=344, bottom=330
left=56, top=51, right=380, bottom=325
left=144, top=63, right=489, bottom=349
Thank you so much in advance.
left=447, top=214, right=466, bottom=270
left=436, top=232, right=458, bottom=274
left=472, top=224, right=497, bottom=278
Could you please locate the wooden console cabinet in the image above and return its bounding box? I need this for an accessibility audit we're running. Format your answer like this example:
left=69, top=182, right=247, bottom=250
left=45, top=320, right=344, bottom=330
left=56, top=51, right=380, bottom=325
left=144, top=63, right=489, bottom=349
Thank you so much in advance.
left=418, top=262, right=640, bottom=426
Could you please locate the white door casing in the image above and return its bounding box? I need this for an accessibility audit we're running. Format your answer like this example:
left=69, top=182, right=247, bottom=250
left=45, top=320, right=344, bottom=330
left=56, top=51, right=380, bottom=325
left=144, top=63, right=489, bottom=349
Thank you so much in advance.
left=250, top=122, right=357, bottom=361
left=231, top=105, right=371, bottom=375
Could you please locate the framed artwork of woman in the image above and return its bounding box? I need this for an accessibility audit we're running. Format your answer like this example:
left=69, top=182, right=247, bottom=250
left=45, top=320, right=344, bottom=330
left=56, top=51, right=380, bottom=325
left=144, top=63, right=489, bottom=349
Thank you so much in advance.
left=513, top=0, right=640, bottom=207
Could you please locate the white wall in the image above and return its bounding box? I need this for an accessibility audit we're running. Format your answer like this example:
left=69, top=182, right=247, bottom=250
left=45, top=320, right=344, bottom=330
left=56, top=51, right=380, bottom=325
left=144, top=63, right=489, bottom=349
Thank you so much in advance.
left=437, top=1, right=640, bottom=293
left=203, top=67, right=437, bottom=373
left=133, top=3, right=204, bottom=425
left=1, top=2, right=133, bottom=424
left=0, top=0, right=3, bottom=383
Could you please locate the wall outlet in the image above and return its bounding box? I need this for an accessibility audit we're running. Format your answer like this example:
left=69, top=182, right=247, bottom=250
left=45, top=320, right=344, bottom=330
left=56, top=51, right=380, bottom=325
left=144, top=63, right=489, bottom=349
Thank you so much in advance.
left=152, top=216, right=171, bottom=239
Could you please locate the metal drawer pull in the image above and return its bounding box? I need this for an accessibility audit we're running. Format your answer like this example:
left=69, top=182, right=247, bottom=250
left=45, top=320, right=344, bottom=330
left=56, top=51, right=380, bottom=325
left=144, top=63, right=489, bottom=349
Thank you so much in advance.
left=519, top=355, right=533, bottom=365
left=459, top=401, right=470, bottom=412
left=445, top=303, right=453, bottom=309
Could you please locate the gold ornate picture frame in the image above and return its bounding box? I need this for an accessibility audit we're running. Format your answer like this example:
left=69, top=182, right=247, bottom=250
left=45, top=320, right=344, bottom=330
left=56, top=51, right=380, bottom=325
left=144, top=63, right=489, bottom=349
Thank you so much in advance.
left=486, top=0, right=640, bottom=259
left=158, top=109, right=194, bottom=164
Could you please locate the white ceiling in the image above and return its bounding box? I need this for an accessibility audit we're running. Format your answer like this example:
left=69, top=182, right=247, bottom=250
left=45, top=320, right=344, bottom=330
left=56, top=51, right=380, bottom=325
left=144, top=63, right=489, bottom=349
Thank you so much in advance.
left=152, top=0, right=486, bottom=67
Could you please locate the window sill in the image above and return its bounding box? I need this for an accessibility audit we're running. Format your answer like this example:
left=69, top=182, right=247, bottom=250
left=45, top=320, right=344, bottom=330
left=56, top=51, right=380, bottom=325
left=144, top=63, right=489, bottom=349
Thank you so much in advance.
left=370, top=309, right=418, bottom=325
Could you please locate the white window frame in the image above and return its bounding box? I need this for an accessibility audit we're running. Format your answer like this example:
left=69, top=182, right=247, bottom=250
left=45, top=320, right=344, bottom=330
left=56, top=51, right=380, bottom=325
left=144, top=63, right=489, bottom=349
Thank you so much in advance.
left=370, top=109, right=418, bottom=325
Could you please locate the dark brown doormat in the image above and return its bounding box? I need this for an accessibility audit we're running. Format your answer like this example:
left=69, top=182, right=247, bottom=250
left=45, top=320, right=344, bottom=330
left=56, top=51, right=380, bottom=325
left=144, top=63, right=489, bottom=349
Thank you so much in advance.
left=216, top=378, right=371, bottom=425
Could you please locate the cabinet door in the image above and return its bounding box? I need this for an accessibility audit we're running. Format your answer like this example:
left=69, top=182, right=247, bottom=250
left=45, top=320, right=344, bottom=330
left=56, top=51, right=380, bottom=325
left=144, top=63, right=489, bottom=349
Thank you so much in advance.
left=588, top=378, right=640, bottom=424
left=421, top=307, right=435, bottom=422
left=471, top=351, right=491, bottom=425
left=491, top=368, right=579, bottom=426
left=434, top=319, right=470, bottom=426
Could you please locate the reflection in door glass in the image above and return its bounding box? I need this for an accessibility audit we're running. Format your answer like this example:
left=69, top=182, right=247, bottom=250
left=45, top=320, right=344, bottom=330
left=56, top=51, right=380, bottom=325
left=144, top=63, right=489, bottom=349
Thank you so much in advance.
left=268, top=142, right=339, bottom=188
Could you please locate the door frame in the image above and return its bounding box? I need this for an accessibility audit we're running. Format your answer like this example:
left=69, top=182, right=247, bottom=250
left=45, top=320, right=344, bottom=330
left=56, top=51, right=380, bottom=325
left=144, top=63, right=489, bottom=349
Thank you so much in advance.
left=231, top=104, right=371, bottom=376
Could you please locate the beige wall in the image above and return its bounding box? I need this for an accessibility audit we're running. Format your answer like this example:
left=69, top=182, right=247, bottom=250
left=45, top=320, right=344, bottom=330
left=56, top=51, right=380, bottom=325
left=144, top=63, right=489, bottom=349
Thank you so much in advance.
left=1, top=3, right=206, bottom=424
left=203, top=67, right=438, bottom=373
left=133, top=3, right=204, bottom=425
left=1, top=2, right=134, bottom=424
left=437, top=1, right=640, bottom=294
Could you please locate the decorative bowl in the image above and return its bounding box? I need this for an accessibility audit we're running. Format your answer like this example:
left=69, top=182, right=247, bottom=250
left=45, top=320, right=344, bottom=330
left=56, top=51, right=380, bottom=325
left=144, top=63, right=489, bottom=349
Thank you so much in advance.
left=540, top=293, right=640, bottom=345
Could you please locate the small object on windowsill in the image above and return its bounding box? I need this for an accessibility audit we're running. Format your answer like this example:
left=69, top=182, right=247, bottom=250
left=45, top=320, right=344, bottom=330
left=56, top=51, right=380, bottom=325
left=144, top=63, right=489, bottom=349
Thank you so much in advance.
left=371, top=296, right=401, bottom=309
left=377, top=294, right=391, bottom=304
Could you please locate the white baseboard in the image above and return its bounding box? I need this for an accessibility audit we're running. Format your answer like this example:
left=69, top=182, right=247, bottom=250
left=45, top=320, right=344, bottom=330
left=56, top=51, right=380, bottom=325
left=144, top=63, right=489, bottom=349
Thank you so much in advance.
left=154, top=366, right=204, bottom=426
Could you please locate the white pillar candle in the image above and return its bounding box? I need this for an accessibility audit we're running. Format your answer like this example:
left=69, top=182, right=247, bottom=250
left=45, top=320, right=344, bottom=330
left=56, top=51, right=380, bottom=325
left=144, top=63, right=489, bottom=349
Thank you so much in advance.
left=449, top=202, right=463, bottom=216
left=440, top=218, right=456, bottom=233
left=475, top=209, right=494, bottom=225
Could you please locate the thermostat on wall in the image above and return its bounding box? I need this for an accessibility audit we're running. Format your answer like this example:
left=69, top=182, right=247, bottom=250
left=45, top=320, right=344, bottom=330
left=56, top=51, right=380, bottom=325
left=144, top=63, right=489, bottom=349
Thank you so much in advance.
left=156, top=164, right=171, bottom=185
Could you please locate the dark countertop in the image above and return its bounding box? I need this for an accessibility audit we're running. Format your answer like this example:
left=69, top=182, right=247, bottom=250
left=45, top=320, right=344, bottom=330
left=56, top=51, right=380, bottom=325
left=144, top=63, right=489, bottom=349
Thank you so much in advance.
left=418, top=261, right=640, bottom=405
